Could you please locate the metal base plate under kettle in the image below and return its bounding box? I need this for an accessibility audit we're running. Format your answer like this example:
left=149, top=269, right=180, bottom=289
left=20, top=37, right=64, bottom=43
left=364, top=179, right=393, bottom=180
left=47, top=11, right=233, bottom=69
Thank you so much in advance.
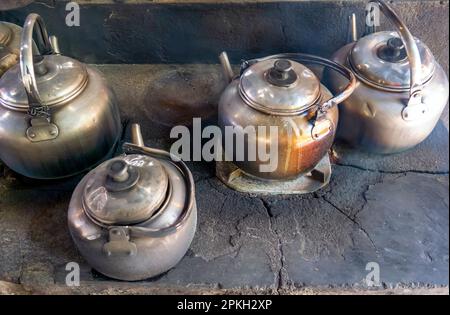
left=216, top=154, right=331, bottom=195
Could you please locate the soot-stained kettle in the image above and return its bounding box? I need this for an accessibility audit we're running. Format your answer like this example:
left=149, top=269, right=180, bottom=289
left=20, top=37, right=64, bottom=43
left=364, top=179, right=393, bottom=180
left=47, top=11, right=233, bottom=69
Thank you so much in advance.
left=0, top=14, right=121, bottom=179
left=218, top=52, right=356, bottom=181
left=68, top=124, right=197, bottom=281
left=326, top=0, right=449, bottom=154
left=0, top=21, right=21, bottom=77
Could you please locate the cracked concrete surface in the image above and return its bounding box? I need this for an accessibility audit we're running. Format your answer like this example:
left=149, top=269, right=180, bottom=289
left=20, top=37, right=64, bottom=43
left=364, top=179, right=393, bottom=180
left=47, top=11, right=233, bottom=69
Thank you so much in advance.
left=0, top=64, right=449, bottom=295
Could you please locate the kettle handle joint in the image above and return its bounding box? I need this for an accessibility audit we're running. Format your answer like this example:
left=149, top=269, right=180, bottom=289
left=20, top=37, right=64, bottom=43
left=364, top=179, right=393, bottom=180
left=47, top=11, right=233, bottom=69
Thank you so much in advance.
left=368, top=0, right=426, bottom=121
left=20, top=14, right=60, bottom=141
left=102, top=227, right=138, bottom=258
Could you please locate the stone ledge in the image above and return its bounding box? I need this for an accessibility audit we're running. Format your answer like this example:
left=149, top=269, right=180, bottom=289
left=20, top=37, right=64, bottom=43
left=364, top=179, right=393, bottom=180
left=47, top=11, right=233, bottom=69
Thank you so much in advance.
left=1, top=280, right=448, bottom=295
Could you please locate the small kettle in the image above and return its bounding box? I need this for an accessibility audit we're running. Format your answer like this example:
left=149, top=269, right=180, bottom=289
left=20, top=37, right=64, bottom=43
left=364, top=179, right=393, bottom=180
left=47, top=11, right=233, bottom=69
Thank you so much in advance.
left=68, top=124, right=197, bottom=281
left=0, top=21, right=21, bottom=76
left=326, top=0, right=449, bottom=154
left=218, top=52, right=355, bottom=180
left=0, top=14, right=121, bottom=179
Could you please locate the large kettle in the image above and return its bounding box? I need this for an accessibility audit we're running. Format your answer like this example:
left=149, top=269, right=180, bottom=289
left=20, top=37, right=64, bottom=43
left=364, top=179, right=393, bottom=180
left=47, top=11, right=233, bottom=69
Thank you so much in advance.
left=326, top=0, right=449, bottom=154
left=218, top=52, right=356, bottom=180
left=0, top=14, right=121, bottom=179
left=68, top=124, right=197, bottom=281
left=0, top=21, right=21, bottom=76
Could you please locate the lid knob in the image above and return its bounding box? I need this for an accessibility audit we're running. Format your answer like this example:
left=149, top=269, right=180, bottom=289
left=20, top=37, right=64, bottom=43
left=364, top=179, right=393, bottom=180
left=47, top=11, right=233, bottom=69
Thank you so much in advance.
left=274, top=59, right=292, bottom=73
left=83, top=155, right=171, bottom=226
left=105, top=160, right=140, bottom=192
left=388, top=37, right=404, bottom=50
left=109, top=160, right=130, bottom=182
left=378, top=37, right=407, bottom=62
left=267, top=59, right=298, bottom=87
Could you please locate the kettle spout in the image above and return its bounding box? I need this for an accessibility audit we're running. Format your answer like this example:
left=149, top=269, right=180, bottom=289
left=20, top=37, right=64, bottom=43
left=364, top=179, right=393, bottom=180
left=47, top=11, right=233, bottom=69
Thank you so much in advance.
left=131, top=123, right=145, bottom=147
left=219, top=51, right=234, bottom=83
left=347, top=13, right=358, bottom=43
left=49, top=35, right=61, bottom=55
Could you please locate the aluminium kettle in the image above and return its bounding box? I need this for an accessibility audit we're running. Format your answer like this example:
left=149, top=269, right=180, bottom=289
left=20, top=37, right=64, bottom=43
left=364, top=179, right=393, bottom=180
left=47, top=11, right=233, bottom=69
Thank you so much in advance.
left=218, top=52, right=356, bottom=180
left=68, top=124, right=197, bottom=281
left=0, top=14, right=121, bottom=179
left=326, top=0, right=449, bottom=154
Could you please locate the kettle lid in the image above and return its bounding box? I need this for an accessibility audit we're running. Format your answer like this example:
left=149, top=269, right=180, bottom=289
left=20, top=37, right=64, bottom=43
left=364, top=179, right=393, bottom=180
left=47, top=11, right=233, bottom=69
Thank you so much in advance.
left=0, top=22, right=12, bottom=45
left=349, top=31, right=435, bottom=91
left=82, top=154, right=170, bottom=226
left=239, top=58, right=321, bottom=114
left=0, top=55, right=88, bottom=110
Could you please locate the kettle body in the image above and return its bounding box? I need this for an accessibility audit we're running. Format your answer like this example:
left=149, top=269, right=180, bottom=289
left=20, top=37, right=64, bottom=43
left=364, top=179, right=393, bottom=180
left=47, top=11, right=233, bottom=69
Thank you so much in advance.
left=68, top=125, right=197, bottom=281
left=0, top=14, right=121, bottom=179
left=326, top=0, right=449, bottom=154
left=0, top=21, right=21, bottom=77
left=218, top=53, right=355, bottom=180
left=329, top=43, right=448, bottom=154
left=219, top=78, right=338, bottom=180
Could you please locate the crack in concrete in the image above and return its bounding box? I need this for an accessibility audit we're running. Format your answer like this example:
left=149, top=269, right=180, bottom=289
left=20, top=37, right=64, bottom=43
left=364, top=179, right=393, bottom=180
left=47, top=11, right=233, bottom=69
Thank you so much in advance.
left=205, top=178, right=228, bottom=197
left=218, top=196, right=229, bottom=217
left=424, top=251, right=434, bottom=263
left=260, top=198, right=287, bottom=294
left=335, top=162, right=449, bottom=176
left=17, top=239, right=25, bottom=285
left=331, top=163, right=416, bottom=220
left=321, top=196, right=378, bottom=251
left=189, top=179, right=244, bottom=262
left=351, top=178, right=385, bottom=220
left=352, top=184, right=372, bottom=219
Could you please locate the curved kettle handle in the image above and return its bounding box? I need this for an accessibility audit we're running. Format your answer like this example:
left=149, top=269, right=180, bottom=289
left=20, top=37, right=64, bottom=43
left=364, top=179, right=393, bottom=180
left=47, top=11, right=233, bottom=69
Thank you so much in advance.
left=20, top=13, right=55, bottom=118
left=369, top=0, right=425, bottom=120
left=103, top=124, right=197, bottom=238
left=122, top=143, right=196, bottom=238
